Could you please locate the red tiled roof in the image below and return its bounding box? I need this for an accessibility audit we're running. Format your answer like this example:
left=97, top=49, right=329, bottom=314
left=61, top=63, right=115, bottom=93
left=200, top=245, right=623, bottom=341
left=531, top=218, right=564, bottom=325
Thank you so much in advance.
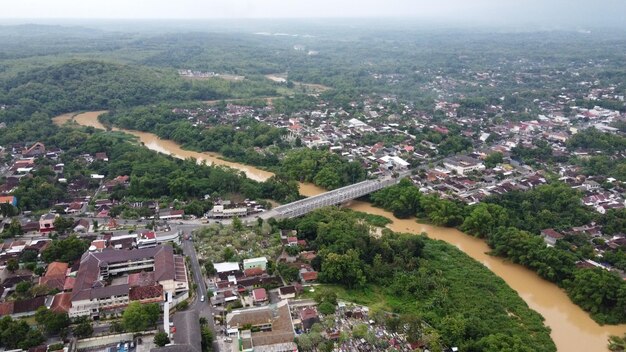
left=252, top=288, right=267, bottom=302
left=63, top=276, right=76, bottom=291
left=45, top=262, right=69, bottom=277
left=50, top=292, right=72, bottom=313
left=129, top=284, right=163, bottom=302
left=0, top=302, right=13, bottom=316
left=244, top=268, right=264, bottom=277
left=39, top=276, right=66, bottom=291
left=128, top=271, right=156, bottom=287
left=541, top=229, right=564, bottom=239
left=300, top=307, right=318, bottom=320
left=300, top=271, right=318, bottom=282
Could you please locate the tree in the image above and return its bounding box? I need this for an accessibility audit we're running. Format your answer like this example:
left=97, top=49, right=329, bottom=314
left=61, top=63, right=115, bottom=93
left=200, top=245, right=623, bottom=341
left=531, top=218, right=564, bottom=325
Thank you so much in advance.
left=460, top=203, right=509, bottom=238
left=53, top=216, right=75, bottom=235
left=204, top=261, right=217, bottom=276
left=122, top=302, right=160, bottom=332
left=318, top=301, right=336, bottom=315
left=232, top=216, right=243, bottom=231
left=352, top=324, right=368, bottom=339
left=222, top=247, right=236, bottom=262
left=201, top=325, right=214, bottom=352
left=484, top=152, right=504, bottom=168
left=16, top=281, right=32, bottom=295
left=2, top=218, right=23, bottom=239
left=6, top=258, right=19, bottom=272
left=41, top=235, right=88, bottom=263
left=35, top=307, right=70, bottom=336
left=154, top=331, right=170, bottom=347
left=320, top=249, right=366, bottom=288
left=72, top=317, right=93, bottom=338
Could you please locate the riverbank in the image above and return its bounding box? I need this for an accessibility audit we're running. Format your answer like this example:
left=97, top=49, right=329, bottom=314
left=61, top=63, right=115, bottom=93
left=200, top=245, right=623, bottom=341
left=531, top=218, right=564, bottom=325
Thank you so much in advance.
left=53, top=111, right=626, bottom=351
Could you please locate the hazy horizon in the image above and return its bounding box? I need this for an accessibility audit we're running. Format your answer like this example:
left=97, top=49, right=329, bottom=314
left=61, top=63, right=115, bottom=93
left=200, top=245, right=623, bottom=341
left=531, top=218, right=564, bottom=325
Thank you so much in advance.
left=1, top=0, right=625, bottom=29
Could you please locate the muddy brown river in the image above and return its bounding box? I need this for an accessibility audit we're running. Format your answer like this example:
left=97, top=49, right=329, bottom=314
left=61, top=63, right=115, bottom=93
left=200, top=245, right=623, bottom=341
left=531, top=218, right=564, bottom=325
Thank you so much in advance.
left=54, top=111, right=626, bottom=351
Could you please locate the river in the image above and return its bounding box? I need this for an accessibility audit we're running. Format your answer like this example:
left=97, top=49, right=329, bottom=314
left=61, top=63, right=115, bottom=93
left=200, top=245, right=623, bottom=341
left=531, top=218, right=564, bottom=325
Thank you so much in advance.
left=54, top=111, right=626, bottom=351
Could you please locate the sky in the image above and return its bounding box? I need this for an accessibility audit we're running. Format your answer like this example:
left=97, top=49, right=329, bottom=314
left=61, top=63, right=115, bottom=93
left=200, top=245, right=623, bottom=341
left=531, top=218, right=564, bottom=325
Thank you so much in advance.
left=1, top=0, right=625, bottom=27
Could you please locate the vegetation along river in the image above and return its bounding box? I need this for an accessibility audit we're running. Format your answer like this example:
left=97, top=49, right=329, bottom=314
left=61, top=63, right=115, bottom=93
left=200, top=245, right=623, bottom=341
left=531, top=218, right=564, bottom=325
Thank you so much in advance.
left=54, top=111, right=626, bottom=352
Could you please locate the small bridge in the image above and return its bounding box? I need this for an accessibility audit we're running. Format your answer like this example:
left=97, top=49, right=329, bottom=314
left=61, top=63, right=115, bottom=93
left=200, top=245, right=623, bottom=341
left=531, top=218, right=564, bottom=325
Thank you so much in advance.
left=260, top=173, right=408, bottom=220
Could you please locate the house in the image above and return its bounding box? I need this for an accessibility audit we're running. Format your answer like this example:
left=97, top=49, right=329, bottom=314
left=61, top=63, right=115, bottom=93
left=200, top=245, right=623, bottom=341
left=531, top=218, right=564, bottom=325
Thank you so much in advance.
left=73, top=219, right=90, bottom=233
left=243, top=268, right=265, bottom=277
left=278, top=286, right=297, bottom=300
left=213, top=262, right=241, bottom=277
left=0, top=296, right=46, bottom=318
left=159, top=210, right=184, bottom=220
left=0, top=196, right=17, bottom=207
left=38, top=261, right=68, bottom=291
left=252, top=288, right=268, bottom=304
left=541, top=229, right=564, bottom=246
left=285, top=237, right=299, bottom=247
left=95, top=152, right=108, bottom=162
left=22, top=142, right=45, bottom=157
left=243, top=257, right=268, bottom=271
left=300, top=307, right=320, bottom=330
left=225, top=300, right=297, bottom=352
left=299, top=270, right=318, bottom=284
left=39, top=213, right=59, bottom=233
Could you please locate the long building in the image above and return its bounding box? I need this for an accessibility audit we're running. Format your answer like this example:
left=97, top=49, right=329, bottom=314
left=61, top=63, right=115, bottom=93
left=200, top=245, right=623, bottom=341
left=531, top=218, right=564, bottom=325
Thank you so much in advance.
left=70, top=245, right=188, bottom=318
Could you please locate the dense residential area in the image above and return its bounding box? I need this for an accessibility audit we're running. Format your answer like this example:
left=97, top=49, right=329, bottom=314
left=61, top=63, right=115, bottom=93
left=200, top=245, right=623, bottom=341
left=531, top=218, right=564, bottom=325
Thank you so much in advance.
left=0, top=15, right=625, bottom=352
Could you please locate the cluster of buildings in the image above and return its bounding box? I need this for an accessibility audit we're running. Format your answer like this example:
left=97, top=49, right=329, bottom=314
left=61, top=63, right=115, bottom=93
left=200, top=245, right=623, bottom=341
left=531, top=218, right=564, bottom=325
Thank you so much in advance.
left=0, top=229, right=188, bottom=320
left=207, top=199, right=266, bottom=219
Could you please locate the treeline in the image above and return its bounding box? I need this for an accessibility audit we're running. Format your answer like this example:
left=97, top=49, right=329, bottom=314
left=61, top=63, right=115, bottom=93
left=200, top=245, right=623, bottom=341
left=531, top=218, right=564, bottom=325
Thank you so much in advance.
left=278, top=208, right=556, bottom=352
left=7, top=127, right=300, bottom=211
left=371, top=179, right=626, bottom=324
left=278, top=148, right=366, bottom=190
left=0, top=60, right=279, bottom=118
left=101, top=105, right=286, bottom=167
left=567, top=128, right=626, bottom=154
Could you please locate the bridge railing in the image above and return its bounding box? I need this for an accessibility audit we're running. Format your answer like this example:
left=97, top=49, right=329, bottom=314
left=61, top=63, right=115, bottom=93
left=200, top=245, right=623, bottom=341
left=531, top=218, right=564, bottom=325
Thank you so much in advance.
left=272, top=176, right=401, bottom=218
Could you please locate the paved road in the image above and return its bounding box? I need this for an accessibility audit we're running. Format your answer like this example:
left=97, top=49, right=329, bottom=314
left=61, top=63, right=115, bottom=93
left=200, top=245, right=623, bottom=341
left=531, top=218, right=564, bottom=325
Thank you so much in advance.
left=182, top=236, right=221, bottom=352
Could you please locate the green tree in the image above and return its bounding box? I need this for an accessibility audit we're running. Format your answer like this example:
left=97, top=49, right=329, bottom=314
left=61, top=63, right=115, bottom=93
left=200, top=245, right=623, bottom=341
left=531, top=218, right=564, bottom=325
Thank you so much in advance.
left=484, top=152, right=504, bottom=168
left=318, top=301, right=336, bottom=315
left=122, top=302, right=160, bottom=332
left=6, top=258, right=19, bottom=272
left=460, top=203, right=509, bottom=238
left=232, top=217, right=243, bottom=231
left=53, top=216, right=75, bottom=235
left=201, top=325, right=214, bottom=352
left=2, top=218, right=24, bottom=239
left=16, top=281, right=32, bottom=295
left=154, top=331, right=170, bottom=347
left=320, top=249, right=366, bottom=288
left=204, top=261, right=217, bottom=276
left=72, top=317, right=93, bottom=338
left=35, top=307, right=70, bottom=336
left=41, top=235, right=88, bottom=263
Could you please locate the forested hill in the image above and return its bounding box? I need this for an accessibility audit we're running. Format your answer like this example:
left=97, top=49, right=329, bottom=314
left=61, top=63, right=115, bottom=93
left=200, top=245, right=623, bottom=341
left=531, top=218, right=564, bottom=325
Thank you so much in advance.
left=0, top=60, right=279, bottom=118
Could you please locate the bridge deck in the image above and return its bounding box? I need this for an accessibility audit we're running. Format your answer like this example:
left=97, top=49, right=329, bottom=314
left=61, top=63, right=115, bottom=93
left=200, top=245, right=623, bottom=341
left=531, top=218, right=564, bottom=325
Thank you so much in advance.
left=260, top=174, right=405, bottom=220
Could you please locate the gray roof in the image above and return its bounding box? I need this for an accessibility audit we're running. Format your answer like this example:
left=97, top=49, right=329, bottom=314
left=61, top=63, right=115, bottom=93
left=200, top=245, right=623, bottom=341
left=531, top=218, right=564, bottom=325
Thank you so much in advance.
left=91, top=284, right=129, bottom=299
left=72, top=245, right=176, bottom=302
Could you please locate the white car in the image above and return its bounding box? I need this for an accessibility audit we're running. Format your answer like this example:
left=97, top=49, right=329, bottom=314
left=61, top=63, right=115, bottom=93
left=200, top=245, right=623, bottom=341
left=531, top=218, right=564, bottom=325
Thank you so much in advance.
left=200, top=295, right=205, bottom=302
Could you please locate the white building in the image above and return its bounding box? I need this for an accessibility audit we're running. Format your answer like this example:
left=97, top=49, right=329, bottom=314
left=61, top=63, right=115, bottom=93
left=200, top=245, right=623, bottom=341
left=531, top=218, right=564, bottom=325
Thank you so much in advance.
left=443, top=156, right=485, bottom=175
